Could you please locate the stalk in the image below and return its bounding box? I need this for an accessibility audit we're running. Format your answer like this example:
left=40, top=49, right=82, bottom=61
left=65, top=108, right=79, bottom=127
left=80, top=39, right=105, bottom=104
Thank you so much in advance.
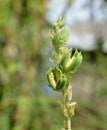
left=62, top=82, right=72, bottom=130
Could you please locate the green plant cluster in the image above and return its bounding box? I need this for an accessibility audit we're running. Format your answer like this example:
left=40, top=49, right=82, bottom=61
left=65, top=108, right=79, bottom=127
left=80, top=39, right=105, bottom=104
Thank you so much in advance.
left=47, top=17, right=83, bottom=130
left=47, top=17, right=82, bottom=91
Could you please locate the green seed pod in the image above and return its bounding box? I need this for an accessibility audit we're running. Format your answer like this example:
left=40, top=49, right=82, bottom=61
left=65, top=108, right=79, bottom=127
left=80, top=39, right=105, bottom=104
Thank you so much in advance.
left=47, top=67, right=67, bottom=91
left=59, top=49, right=82, bottom=73
left=56, top=74, right=67, bottom=90
left=68, top=50, right=82, bottom=73
left=59, top=48, right=72, bottom=72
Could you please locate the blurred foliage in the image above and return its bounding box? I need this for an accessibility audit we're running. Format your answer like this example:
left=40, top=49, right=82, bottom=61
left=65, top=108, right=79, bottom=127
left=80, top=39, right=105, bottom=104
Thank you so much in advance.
left=0, top=0, right=49, bottom=130
left=0, top=0, right=107, bottom=130
left=72, top=51, right=107, bottom=130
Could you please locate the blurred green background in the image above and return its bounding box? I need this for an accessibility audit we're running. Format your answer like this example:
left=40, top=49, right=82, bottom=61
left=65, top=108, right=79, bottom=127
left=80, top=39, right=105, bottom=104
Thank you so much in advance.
left=0, top=0, right=107, bottom=130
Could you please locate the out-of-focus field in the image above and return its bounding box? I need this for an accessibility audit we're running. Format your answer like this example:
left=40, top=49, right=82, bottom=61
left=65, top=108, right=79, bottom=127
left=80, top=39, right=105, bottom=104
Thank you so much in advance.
left=0, top=0, right=107, bottom=130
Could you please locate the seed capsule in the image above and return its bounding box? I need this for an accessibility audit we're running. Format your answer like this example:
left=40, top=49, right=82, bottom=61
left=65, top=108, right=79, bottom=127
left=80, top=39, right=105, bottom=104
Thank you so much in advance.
left=68, top=50, right=82, bottom=72
left=56, top=74, right=67, bottom=90
left=59, top=49, right=82, bottom=73
left=47, top=67, right=67, bottom=91
left=59, top=48, right=72, bottom=72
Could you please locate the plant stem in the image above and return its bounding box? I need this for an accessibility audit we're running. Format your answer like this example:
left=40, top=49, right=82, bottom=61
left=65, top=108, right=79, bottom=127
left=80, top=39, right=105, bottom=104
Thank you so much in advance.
left=67, top=117, right=71, bottom=130
left=62, top=82, right=72, bottom=130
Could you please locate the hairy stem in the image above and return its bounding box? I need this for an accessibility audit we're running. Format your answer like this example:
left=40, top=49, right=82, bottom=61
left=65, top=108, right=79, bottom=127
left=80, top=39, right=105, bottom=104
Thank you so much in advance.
left=67, top=117, right=71, bottom=130
left=62, top=82, right=72, bottom=130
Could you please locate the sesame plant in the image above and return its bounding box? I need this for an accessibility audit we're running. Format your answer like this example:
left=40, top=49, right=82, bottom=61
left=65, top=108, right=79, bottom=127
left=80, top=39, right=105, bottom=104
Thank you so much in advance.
left=47, top=17, right=83, bottom=130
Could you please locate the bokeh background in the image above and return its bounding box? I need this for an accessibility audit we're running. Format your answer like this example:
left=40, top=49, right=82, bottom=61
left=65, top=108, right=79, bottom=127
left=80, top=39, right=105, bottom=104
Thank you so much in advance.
left=0, top=0, right=107, bottom=130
